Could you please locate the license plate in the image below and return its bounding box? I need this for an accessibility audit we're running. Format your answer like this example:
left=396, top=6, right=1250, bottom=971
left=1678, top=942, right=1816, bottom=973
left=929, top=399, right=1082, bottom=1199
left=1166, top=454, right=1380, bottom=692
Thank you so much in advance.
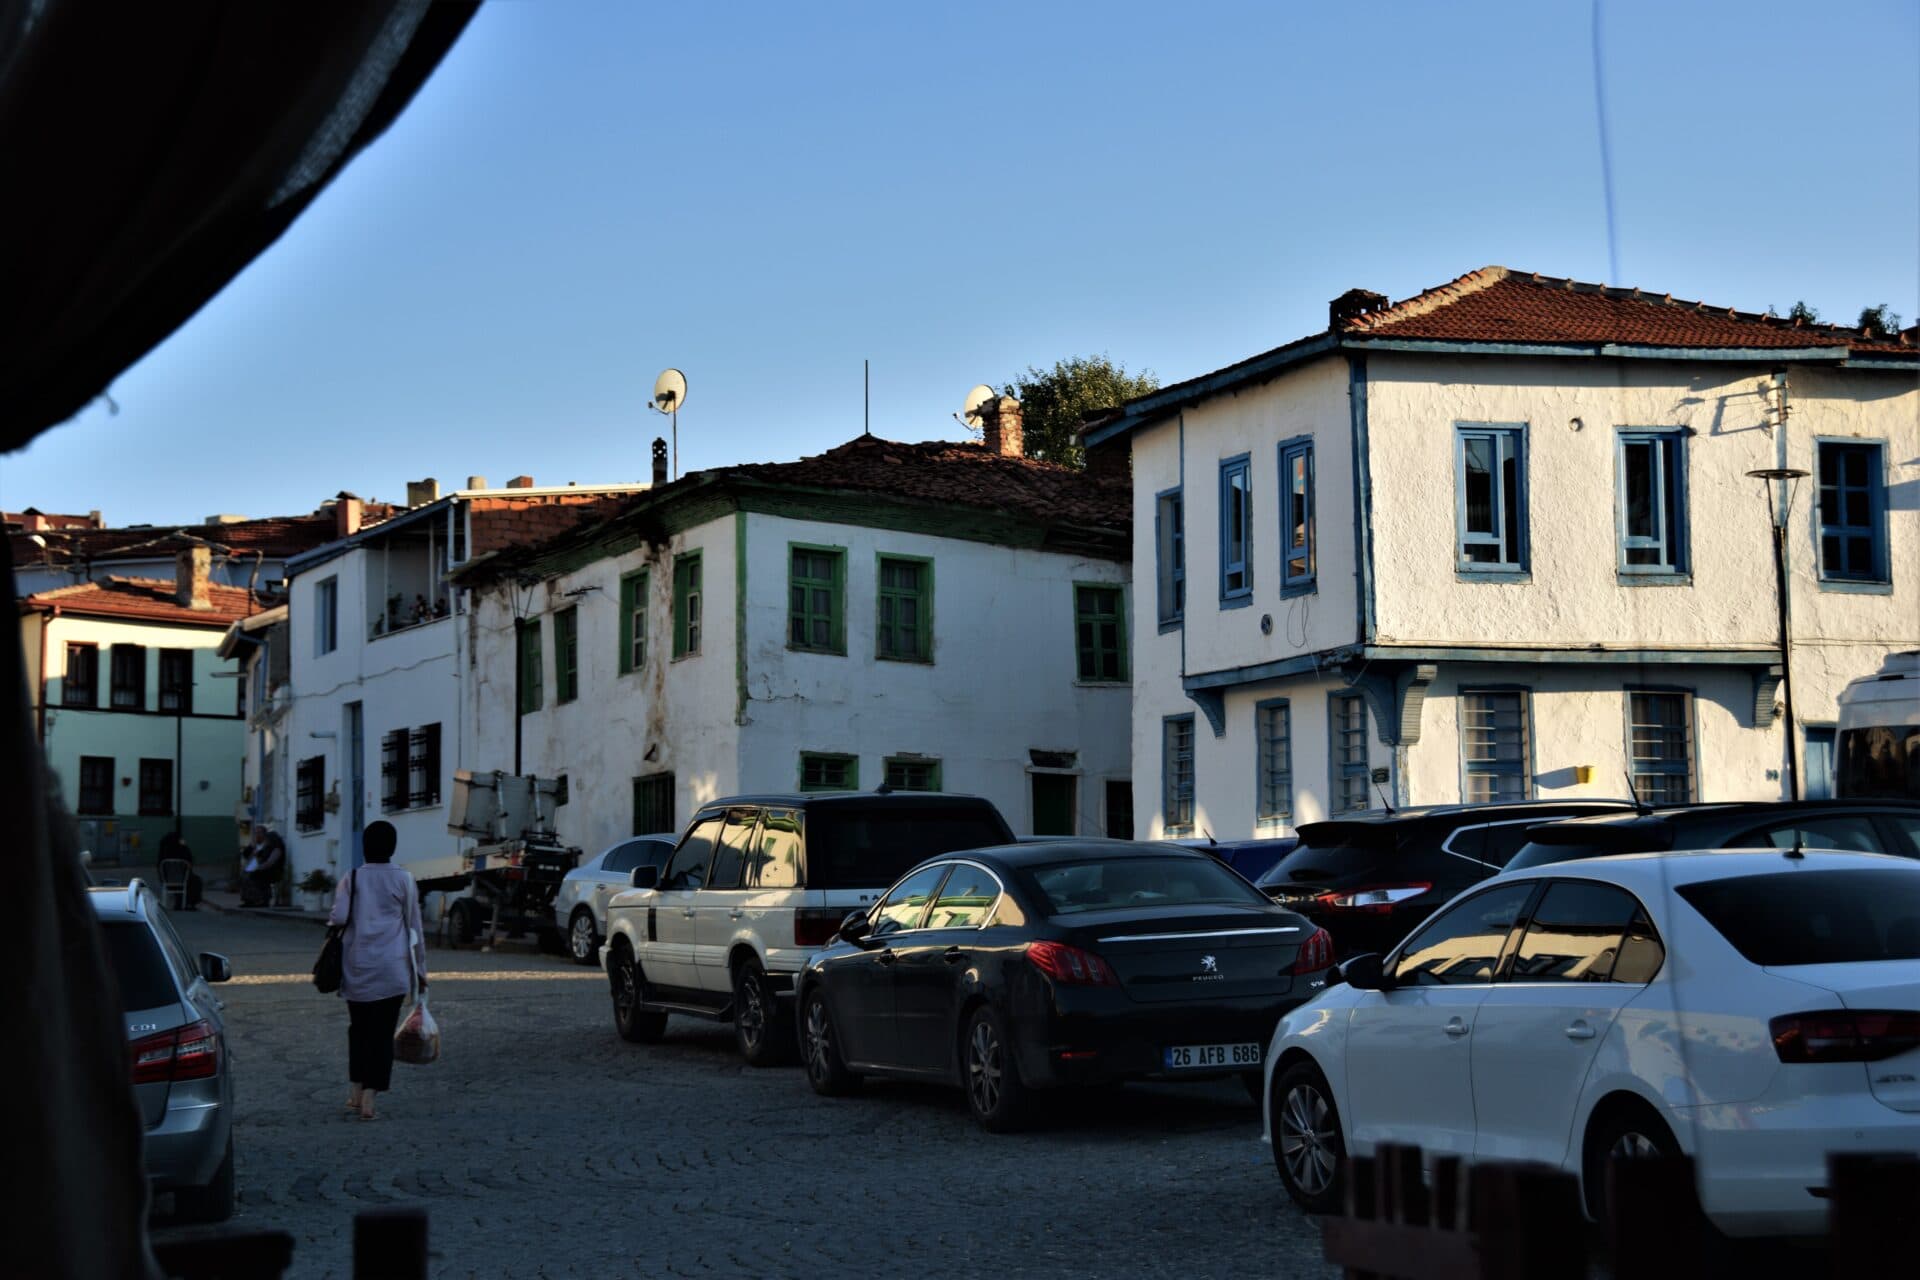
left=1163, top=1042, right=1263, bottom=1070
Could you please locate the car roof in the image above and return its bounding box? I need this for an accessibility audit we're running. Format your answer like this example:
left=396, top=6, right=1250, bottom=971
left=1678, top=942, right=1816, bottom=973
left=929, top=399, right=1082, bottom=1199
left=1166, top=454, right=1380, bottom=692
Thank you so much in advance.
left=1526, top=798, right=1920, bottom=841
left=932, top=840, right=1227, bottom=870
left=1295, top=799, right=1636, bottom=837
left=1496, top=848, right=1918, bottom=889
left=87, top=880, right=156, bottom=922
left=691, top=791, right=1001, bottom=811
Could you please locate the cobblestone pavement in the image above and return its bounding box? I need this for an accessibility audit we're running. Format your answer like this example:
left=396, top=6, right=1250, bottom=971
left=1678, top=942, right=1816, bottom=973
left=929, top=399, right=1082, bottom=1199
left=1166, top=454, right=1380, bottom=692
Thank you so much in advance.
left=155, top=908, right=1335, bottom=1279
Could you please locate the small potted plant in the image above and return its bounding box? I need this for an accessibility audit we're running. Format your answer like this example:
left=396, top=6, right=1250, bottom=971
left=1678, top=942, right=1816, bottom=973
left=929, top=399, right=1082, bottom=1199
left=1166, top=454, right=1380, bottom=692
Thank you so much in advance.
left=296, top=868, right=337, bottom=915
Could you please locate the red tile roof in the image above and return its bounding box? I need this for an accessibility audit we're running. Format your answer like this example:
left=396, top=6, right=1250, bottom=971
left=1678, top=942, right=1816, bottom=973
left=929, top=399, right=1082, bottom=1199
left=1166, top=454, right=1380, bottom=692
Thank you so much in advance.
left=1342, top=266, right=1918, bottom=354
left=19, top=576, right=266, bottom=626
left=8, top=509, right=379, bottom=568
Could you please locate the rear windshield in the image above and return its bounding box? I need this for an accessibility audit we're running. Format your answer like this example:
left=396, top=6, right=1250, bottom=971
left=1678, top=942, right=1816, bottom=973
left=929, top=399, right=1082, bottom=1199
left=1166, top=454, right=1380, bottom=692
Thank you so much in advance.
left=1677, top=869, right=1920, bottom=966
left=805, top=807, right=1012, bottom=889
left=1254, top=835, right=1392, bottom=889
left=99, top=921, right=179, bottom=1012
left=1837, top=726, right=1920, bottom=800
left=1031, top=856, right=1269, bottom=915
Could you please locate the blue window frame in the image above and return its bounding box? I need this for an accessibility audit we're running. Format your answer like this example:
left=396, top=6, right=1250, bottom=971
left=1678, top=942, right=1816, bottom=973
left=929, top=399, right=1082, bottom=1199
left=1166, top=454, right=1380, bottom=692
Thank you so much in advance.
left=1627, top=690, right=1694, bottom=805
left=1454, top=425, right=1528, bottom=574
left=1460, top=688, right=1532, bottom=803
left=1155, top=487, right=1185, bottom=627
left=1279, top=438, right=1315, bottom=595
left=1329, top=693, right=1371, bottom=814
left=1615, top=431, right=1688, bottom=577
left=1815, top=440, right=1888, bottom=584
left=1255, top=699, right=1292, bottom=826
left=1163, top=715, right=1195, bottom=833
left=1219, top=455, right=1252, bottom=606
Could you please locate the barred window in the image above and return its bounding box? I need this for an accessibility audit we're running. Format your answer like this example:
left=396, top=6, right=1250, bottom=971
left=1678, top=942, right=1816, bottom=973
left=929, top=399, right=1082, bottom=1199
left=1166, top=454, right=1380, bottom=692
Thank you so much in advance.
left=409, top=724, right=442, bottom=808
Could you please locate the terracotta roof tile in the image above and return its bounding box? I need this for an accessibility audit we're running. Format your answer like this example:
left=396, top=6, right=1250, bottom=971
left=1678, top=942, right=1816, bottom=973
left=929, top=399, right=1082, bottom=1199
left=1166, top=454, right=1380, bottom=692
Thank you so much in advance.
left=20, top=576, right=265, bottom=626
left=7, top=509, right=386, bottom=568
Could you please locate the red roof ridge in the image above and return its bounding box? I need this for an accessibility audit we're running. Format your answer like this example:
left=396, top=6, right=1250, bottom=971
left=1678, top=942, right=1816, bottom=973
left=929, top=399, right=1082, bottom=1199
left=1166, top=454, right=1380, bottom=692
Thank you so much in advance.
left=1343, top=266, right=1513, bottom=331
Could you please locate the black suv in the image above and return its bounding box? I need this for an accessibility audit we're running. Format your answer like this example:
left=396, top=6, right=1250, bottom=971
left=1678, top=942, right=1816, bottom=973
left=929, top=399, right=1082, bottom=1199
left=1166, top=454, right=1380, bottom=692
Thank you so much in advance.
left=1505, top=799, right=1920, bottom=871
left=1253, top=800, right=1636, bottom=958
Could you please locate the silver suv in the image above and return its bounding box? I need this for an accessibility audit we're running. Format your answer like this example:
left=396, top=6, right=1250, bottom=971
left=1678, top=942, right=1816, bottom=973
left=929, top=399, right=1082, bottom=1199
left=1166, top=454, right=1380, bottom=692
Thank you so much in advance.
left=90, top=879, right=235, bottom=1222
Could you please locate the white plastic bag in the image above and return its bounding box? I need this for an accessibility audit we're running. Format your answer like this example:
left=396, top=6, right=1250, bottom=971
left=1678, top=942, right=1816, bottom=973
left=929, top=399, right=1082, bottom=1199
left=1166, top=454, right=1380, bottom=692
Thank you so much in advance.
left=394, top=992, right=440, bottom=1066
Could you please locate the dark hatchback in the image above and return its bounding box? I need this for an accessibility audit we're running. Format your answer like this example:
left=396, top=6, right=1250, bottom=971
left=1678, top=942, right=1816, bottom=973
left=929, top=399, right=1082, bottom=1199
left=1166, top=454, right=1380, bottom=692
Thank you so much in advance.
left=1254, top=801, right=1636, bottom=959
left=797, top=841, right=1332, bottom=1131
left=1505, top=799, right=1920, bottom=870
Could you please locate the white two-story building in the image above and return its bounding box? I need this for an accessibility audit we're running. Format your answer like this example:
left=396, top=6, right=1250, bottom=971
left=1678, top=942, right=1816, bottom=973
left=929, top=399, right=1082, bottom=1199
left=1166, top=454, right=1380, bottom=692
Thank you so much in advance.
left=455, top=410, right=1135, bottom=855
left=1082, top=267, right=1919, bottom=839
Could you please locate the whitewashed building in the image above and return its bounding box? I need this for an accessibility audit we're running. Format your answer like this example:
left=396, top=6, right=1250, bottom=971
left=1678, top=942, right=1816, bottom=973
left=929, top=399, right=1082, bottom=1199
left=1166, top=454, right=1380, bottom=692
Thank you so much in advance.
left=455, top=413, right=1135, bottom=856
left=1080, top=267, right=1919, bottom=840
left=271, top=481, right=645, bottom=885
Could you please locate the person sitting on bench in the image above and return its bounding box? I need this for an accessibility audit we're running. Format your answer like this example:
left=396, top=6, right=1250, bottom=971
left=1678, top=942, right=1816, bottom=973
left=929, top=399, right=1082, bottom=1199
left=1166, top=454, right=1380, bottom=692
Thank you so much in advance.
left=240, top=828, right=286, bottom=907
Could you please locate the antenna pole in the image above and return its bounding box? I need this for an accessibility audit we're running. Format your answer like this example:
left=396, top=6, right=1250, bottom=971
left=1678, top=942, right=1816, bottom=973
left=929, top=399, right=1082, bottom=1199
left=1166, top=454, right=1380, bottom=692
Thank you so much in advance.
left=863, top=358, right=870, bottom=438
left=671, top=408, right=678, bottom=480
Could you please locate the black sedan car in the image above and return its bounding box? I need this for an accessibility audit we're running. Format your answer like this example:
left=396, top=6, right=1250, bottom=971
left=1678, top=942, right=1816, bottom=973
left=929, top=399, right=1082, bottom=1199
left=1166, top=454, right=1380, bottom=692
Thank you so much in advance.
left=796, top=841, right=1332, bottom=1132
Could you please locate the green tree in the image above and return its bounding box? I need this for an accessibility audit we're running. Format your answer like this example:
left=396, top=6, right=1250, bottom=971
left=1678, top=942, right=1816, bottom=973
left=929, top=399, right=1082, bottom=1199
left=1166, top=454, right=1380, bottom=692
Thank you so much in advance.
left=1857, top=304, right=1904, bottom=338
left=1001, top=355, right=1159, bottom=468
left=1787, top=300, right=1819, bottom=324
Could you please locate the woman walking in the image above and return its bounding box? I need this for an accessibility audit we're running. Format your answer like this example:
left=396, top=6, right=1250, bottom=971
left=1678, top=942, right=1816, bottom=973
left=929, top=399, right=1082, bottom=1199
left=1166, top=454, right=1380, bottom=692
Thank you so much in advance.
left=328, top=820, right=428, bottom=1119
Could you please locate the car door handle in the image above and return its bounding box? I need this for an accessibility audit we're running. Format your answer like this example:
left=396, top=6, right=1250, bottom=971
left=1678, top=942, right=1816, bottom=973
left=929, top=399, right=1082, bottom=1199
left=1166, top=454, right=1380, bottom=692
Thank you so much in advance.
left=1564, top=1022, right=1596, bottom=1041
left=941, top=947, right=966, bottom=965
left=876, top=950, right=897, bottom=966
left=681, top=909, right=696, bottom=919
left=1444, top=1017, right=1470, bottom=1038
left=728, top=910, right=744, bottom=920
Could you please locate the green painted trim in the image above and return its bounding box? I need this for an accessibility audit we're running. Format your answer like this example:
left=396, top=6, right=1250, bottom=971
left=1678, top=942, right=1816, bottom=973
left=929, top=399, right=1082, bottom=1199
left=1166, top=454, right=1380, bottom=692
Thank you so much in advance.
left=617, top=568, right=648, bottom=675
left=553, top=605, right=580, bottom=703
left=875, top=551, right=935, bottom=663
left=734, top=514, right=749, bottom=723
left=798, top=751, right=859, bottom=792
left=1072, top=580, right=1129, bottom=684
left=671, top=550, right=703, bottom=660
left=883, top=755, right=943, bottom=791
left=785, top=540, right=848, bottom=655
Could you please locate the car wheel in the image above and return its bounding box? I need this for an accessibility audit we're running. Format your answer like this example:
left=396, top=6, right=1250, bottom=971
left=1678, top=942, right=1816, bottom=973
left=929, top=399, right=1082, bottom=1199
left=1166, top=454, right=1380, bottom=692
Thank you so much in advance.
left=609, top=943, right=667, bottom=1044
left=172, top=1134, right=235, bottom=1224
left=446, top=898, right=478, bottom=946
left=1584, top=1101, right=1683, bottom=1227
left=1271, top=1059, right=1344, bottom=1214
left=963, top=1004, right=1032, bottom=1133
left=568, top=909, right=600, bottom=966
left=732, top=960, right=791, bottom=1067
left=800, top=987, right=862, bottom=1096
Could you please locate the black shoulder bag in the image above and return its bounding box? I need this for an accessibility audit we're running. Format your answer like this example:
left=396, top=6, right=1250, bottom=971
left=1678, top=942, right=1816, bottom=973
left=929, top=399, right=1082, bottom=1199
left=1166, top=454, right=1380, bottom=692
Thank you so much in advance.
left=312, top=870, right=356, bottom=993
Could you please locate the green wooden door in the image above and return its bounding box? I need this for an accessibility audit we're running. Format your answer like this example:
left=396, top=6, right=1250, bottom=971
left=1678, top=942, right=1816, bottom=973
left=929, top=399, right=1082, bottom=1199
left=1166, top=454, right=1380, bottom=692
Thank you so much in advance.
left=1031, top=773, right=1076, bottom=836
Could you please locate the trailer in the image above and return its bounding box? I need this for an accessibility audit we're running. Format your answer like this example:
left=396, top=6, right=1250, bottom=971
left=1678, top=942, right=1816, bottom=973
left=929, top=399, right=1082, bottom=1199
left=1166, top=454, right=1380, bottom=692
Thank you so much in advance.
left=422, top=770, right=581, bottom=950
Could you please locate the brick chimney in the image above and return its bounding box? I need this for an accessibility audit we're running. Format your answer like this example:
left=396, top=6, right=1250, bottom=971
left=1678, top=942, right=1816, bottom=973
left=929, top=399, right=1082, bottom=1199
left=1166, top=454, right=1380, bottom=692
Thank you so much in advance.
left=1329, top=288, right=1390, bottom=330
left=651, top=438, right=669, bottom=485
left=334, top=497, right=363, bottom=539
left=506, top=475, right=535, bottom=490
left=467, top=476, right=487, bottom=491
left=981, top=396, right=1024, bottom=459
left=175, top=547, right=212, bottom=610
left=406, top=478, right=440, bottom=507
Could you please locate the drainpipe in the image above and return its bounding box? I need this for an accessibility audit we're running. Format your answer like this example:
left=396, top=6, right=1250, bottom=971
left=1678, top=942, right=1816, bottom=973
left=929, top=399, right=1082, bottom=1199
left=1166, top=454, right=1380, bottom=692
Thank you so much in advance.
left=38, top=604, right=55, bottom=746
left=512, top=617, right=523, bottom=775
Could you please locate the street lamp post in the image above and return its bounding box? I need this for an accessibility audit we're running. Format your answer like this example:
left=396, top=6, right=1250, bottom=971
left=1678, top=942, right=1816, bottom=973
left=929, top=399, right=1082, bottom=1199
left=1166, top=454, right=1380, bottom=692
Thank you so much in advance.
left=1747, top=467, right=1809, bottom=801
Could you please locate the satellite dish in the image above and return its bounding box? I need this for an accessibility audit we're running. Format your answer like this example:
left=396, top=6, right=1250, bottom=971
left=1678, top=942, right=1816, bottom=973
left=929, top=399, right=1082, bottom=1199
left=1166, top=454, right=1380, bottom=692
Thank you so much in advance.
left=960, top=384, right=995, bottom=430
left=650, top=368, right=687, bottom=414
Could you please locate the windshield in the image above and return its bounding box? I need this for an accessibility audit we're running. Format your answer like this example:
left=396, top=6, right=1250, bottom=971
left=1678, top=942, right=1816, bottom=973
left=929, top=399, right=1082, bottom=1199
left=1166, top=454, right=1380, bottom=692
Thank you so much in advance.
left=1677, top=869, right=1920, bottom=966
left=99, top=921, right=179, bottom=1013
left=1838, top=726, right=1920, bottom=800
left=805, top=806, right=1013, bottom=890
left=1031, top=856, right=1270, bottom=915
left=1255, top=834, right=1393, bottom=889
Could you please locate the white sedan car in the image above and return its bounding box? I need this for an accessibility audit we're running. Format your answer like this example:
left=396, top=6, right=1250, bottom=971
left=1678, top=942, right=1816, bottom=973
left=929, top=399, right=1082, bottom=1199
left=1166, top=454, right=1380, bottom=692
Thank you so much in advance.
left=1262, top=849, right=1920, bottom=1237
left=553, top=834, right=677, bottom=964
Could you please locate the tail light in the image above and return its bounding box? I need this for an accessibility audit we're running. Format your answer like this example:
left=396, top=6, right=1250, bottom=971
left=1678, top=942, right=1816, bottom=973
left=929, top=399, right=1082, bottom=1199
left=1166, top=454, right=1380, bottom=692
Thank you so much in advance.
left=1291, top=927, right=1334, bottom=974
left=1314, top=884, right=1431, bottom=916
left=794, top=908, right=845, bottom=948
left=130, top=1020, right=221, bottom=1084
left=1771, top=1010, right=1920, bottom=1063
left=1026, top=940, right=1119, bottom=986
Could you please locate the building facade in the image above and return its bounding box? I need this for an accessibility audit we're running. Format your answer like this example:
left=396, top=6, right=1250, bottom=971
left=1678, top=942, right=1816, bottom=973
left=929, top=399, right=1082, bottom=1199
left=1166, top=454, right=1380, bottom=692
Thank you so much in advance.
left=1082, top=267, right=1920, bottom=839
left=457, top=423, right=1135, bottom=859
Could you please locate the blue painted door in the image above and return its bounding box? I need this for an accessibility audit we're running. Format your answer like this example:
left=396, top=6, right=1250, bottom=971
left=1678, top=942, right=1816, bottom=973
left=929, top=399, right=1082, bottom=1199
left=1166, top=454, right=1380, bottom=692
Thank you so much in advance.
left=1804, top=727, right=1836, bottom=800
left=346, top=701, right=365, bottom=868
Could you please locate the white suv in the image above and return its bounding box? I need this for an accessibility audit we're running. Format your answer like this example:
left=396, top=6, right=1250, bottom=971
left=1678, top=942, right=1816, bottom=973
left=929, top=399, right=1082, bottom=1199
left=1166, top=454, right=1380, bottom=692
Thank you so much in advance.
left=602, top=791, right=1014, bottom=1064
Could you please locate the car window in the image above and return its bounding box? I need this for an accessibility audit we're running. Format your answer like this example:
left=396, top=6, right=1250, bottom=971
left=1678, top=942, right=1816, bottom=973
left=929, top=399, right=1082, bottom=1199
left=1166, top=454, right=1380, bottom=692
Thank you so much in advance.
left=747, top=810, right=800, bottom=889
left=1029, top=856, right=1269, bottom=915
left=662, top=818, right=720, bottom=891
left=602, top=842, right=644, bottom=876
left=1391, top=881, right=1535, bottom=986
left=1678, top=868, right=1920, bottom=965
left=99, top=921, right=180, bottom=1012
left=1479, top=822, right=1548, bottom=868
left=1738, top=815, right=1880, bottom=853
left=708, top=811, right=759, bottom=889
left=802, top=804, right=1012, bottom=889
left=927, top=863, right=1000, bottom=929
left=639, top=839, right=674, bottom=870
left=871, top=864, right=951, bottom=936
left=149, top=903, right=200, bottom=987
left=1611, top=910, right=1665, bottom=984
left=1509, top=881, right=1643, bottom=983
left=1882, top=814, right=1920, bottom=858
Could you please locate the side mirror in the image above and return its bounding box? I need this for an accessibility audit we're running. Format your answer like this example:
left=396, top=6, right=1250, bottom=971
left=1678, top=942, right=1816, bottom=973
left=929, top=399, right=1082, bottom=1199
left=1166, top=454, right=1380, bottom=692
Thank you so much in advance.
left=629, top=865, right=660, bottom=890
left=200, top=953, right=232, bottom=984
left=837, top=911, right=872, bottom=946
left=1339, top=953, right=1389, bottom=991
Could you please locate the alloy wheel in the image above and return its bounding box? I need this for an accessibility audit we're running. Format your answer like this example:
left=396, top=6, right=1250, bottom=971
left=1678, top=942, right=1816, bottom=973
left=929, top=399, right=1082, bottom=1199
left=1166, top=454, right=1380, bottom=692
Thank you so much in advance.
left=967, top=1019, right=1002, bottom=1116
left=570, top=915, right=595, bottom=961
left=804, top=999, right=831, bottom=1084
left=614, top=955, right=637, bottom=1020
left=1280, top=1084, right=1338, bottom=1197
left=736, top=970, right=765, bottom=1051
left=1610, top=1130, right=1661, bottom=1161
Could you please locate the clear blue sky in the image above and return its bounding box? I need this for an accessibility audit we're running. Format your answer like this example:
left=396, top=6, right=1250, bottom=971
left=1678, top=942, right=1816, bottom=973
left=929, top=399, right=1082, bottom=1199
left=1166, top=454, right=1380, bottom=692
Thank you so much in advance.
left=5, top=0, right=1916, bottom=525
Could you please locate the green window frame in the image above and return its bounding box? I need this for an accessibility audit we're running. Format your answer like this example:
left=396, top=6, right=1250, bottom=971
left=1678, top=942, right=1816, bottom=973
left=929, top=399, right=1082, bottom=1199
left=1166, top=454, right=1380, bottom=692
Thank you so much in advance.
left=876, top=554, right=933, bottom=662
left=799, top=752, right=858, bottom=792
left=884, top=756, right=942, bottom=791
left=787, top=544, right=846, bottom=654
left=1074, top=583, right=1127, bottom=683
left=618, top=569, right=648, bottom=674
left=554, top=606, right=580, bottom=704
left=516, top=619, right=543, bottom=715
left=632, top=771, right=675, bottom=835
left=672, top=552, right=703, bottom=658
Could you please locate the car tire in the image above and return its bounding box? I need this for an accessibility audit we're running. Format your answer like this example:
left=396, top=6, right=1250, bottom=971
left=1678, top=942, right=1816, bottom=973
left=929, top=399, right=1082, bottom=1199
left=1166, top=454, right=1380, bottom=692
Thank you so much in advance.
left=1583, top=1100, right=1684, bottom=1228
left=609, top=942, right=667, bottom=1044
left=567, top=909, right=600, bottom=966
left=732, top=960, right=791, bottom=1067
left=799, top=986, right=862, bottom=1096
left=963, top=1004, right=1033, bottom=1133
left=1271, top=1059, right=1345, bottom=1214
left=173, top=1135, right=235, bottom=1224
left=446, top=898, right=478, bottom=946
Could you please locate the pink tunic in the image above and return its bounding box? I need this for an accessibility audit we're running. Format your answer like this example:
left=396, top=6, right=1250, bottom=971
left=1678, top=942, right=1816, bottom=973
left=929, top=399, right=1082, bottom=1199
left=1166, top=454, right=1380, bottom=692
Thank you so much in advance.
left=327, top=864, right=428, bottom=1002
